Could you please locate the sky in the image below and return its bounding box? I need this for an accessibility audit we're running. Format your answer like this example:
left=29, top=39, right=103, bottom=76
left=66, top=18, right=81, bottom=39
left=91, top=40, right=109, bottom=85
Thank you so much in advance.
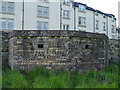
left=74, top=0, right=119, bottom=26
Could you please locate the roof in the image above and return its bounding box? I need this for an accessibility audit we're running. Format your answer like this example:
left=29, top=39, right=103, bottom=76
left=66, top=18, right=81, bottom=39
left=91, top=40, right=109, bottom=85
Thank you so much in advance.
left=72, top=2, right=116, bottom=20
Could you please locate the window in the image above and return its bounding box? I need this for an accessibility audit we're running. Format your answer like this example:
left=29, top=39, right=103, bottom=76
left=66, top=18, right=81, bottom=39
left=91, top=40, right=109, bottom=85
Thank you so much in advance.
left=112, top=25, right=115, bottom=33
left=38, top=6, right=42, bottom=16
left=43, top=22, right=48, bottom=30
left=37, top=21, right=48, bottom=30
left=95, top=12, right=99, bottom=16
left=112, top=17, right=115, bottom=22
left=37, top=22, right=42, bottom=30
left=37, top=6, right=49, bottom=18
left=8, top=2, right=14, bottom=13
left=63, top=0, right=70, bottom=5
left=38, top=44, right=44, bottom=48
left=95, top=20, right=99, bottom=29
left=2, top=2, right=14, bottom=13
left=44, top=7, right=49, bottom=17
left=1, top=19, right=7, bottom=30
left=85, top=45, right=89, bottom=49
left=0, top=19, right=14, bottom=30
left=63, top=25, right=69, bottom=30
left=63, top=10, right=70, bottom=18
left=78, top=4, right=86, bottom=12
left=2, top=2, right=7, bottom=12
left=8, top=19, right=14, bottom=30
left=103, top=22, right=106, bottom=31
left=103, top=15, right=106, bottom=18
left=40, top=0, right=49, bottom=3
left=78, top=17, right=86, bottom=27
left=112, top=35, right=115, bottom=39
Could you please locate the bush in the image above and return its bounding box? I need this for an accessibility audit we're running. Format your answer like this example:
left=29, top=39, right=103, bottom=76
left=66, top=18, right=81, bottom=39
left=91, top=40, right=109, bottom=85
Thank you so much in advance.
left=33, top=76, right=49, bottom=88
left=49, top=72, right=71, bottom=88
left=2, top=62, right=119, bottom=88
left=25, top=65, right=50, bottom=88
left=2, top=70, right=28, bottom=88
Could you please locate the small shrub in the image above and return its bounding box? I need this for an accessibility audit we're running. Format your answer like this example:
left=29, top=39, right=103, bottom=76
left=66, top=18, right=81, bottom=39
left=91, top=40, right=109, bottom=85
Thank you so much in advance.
left=2, top=70, right=28, bottom=88
left=33, top=76, right=49, bottom=88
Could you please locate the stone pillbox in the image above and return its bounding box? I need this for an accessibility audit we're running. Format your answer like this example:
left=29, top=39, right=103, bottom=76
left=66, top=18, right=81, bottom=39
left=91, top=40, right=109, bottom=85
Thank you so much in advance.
left=9, top=30, right=109, bottom=72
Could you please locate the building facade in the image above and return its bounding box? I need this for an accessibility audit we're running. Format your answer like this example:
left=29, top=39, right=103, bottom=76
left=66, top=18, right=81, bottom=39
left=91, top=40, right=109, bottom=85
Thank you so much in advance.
left=0, top=0, right=117, bottom=39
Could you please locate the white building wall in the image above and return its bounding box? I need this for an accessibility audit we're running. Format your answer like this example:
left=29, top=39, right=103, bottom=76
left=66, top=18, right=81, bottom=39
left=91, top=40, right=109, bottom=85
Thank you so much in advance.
left=24, top=1, right=61, bottom=30
left=108, top=16, right=117, bottom=39
left=49, top=1, right=60, bottom=30
left=75, top=8, right=86, bottom=31
left=0, top=0, right=117, bottom=39
left=61, top=1, right=74, bottom=30
left=95, top=13, right=107, bottom=35
left=86, top=10, right=94, bottom=33
left=24, top=2, right=37, bottom=30
left=14, top=2, right=23, bottom=30
left=0, top=1, right=22, bottom=30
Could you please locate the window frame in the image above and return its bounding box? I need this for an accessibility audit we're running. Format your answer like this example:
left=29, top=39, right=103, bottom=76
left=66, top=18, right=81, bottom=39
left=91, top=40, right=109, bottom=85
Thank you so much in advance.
left=103, top=22, right=106, bottom=31
left=63, top=24, right=69, bottom=30
left=37, top=6, right=49, bottom=18
left=112, top=25, right=115, bottom=33
left=63, top=0, right=70, bottom=6
left=95, top=20, right=99, bottom=30
left=63, top=10, right=70, bottom=19
left=37, top=21, right=48, bottom=30
left=2, top=2, right=15, bottom=14
left=78, top=4, right=86, bottom=12
left=78, top=17, right=86, bottom=27
left=0, top=18, right=14, bottom=30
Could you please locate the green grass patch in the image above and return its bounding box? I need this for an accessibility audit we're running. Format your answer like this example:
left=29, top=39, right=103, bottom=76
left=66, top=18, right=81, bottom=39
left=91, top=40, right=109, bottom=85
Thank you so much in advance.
left=2, top=62, right=119, bottom=88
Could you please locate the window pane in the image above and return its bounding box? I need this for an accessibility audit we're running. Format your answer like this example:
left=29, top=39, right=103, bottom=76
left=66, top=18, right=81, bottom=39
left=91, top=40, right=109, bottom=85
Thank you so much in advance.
left=64, top=10, right=69, bottom=18
left=63, top=25, right=69, bottom=30
left=43, top=22, right=48, bottom=30
left=44, top=7, right=48, bottom=17
left=38, top=7, right=43, bottom=16
left=37, top=22, right=42, bottom=30
left=64, top=0, right=70, bottom=5
left=0, top=20, right=2, bottom=29
left=79, top=17, right=86, bottom=26
left=8, top=20, right=14, bottom=30
left=66, top=25, right=69, bottom=30
left=2, top=19, right=7, bottom=30
left=112, top=25, right=115, bottom=33
left=96, top=20, right=99, bottom=29
left=2, top=2, right=7, bottom=12
left=79, top=5, right=86, bottom=11
left=63, top=25, right=66, bottom=30
left=103, top=22, right=106, bottom=31
left=8, top=2, right=14, bottom=13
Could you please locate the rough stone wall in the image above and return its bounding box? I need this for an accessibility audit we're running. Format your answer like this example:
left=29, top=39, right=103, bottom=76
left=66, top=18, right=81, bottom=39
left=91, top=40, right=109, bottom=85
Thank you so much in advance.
left=9, top=30, right=109, bottom=72
left=109, top=39, right=119, bottom=64
left=0, top=31, right=9, bottom=67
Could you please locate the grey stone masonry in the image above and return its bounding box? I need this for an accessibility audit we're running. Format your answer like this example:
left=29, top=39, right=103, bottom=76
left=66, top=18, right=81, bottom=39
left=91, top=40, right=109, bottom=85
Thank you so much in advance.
left=0, top=31, right=9, bottom=67
left=9, top=30, right=109, bottom=72
left=109, top=39, right=119, bottom=64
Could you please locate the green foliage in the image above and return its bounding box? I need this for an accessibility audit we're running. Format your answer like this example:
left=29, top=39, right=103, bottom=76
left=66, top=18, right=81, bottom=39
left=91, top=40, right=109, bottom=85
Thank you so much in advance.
left=27, top=65, right=50, bottom=79
left=49, top=72, right=71, bottom=88
left=2, top=62, right=119, bottom=88
left=0, top=71, right=2, bottom=89
left=2, top=70, right=28, bottom=88
left=33, top=76, right=49, bottom=88
left=25, top=65, right=50, bottom=88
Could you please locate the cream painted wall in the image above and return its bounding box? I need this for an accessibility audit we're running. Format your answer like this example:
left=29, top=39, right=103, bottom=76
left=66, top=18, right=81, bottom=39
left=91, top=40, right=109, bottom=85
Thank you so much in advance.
left=0, top=0, right=117, bottom=39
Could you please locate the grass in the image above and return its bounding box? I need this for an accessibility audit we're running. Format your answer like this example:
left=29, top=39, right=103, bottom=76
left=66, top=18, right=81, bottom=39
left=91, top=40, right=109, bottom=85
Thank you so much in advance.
left=2, top=61, right=119, bottom=88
